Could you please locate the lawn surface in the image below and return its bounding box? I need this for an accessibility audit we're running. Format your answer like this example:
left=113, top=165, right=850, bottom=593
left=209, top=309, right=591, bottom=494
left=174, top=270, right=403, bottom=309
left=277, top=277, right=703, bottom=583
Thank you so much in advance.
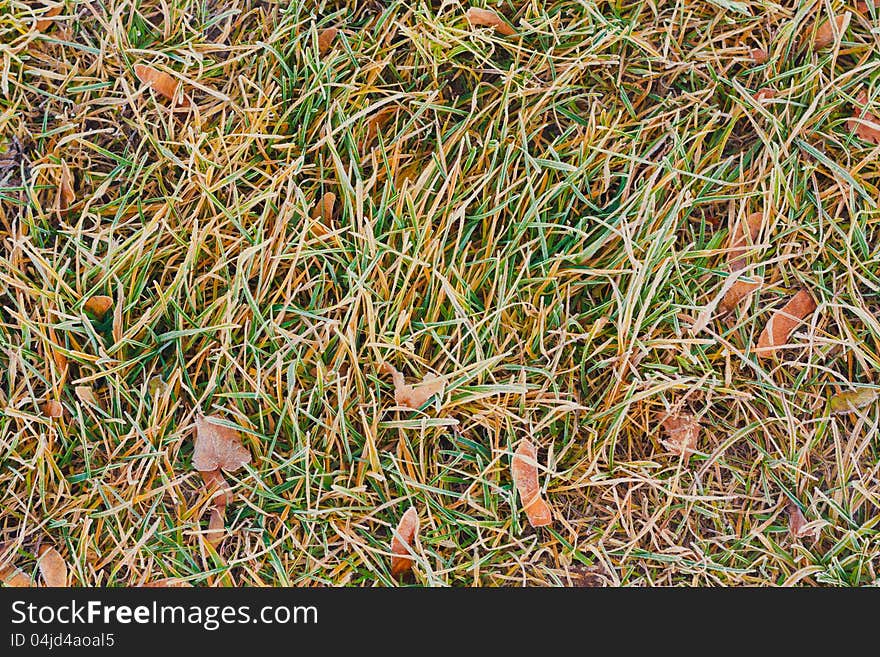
left=1, top=0, right=879, bottom=586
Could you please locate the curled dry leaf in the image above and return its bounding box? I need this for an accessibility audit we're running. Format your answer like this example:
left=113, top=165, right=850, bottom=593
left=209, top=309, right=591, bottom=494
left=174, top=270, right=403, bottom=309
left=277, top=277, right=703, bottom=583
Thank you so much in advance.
left=390, top=506, right=419, bottom=577
left=466, top=7, right=516, bottom=36
left=58, top=160, right=74, bottom=210
left=192, top=414, right=252, bottom=472
left=750, top=47, right=768, bottom=64
left=787, top=502, right=819, bottom=540
left=34, top=4, right=63, bottom=31
left=829, top=388, right=879, bottom=414
left=847, top=91, right=880, bottom=145
left=756, top=289, right=817, bottom=359
left=380, top=362, right=445, bottom=409
left=718, top=277, right=762, bottom=314
left=38, top=546, right=67, bottom=587
left=511, top=439, right=552, bottom=528
left=41, top=400, right=63, bottom=418
left=134, top=64, right=190, bottom=107
left=809, top=13, right=848, bottom=50
left=142, top=578, right=192, bottom=588
left=317, top=26, right=338, bottom=55
left=83, top=295, right=113, bottom=318
left=660, top=413, right=701, bottom=457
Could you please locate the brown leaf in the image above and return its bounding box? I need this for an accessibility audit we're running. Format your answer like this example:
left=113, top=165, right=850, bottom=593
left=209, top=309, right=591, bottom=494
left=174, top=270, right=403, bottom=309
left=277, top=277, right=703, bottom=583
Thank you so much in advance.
left=74, top=385, right=98, bottom=406
left=38, top=546, right=67, bottom=587
left=318, top=26, right=338, bottom=55
left=58, top=160, right=74, bottom=210
left=847, top=91, right=880, bottom=145
left=310, top=192, right=336, bottom=237
left=787, top=502, right=819, bottom=540
left=856, top=1, right=878, bottom=13
left=83, top=295, right=113, bottom=318
left=753, top=88, right=776, bottom=102
left=728, top=212, right=763, bottom=271
left=192, top=414, right=252, bottom=472
left=200, top=468, right=232, bottom=508
left=660, top=413, right=701, bottom=457
left=809, top=13, right=848, bottom=50
left=142, top=578, right=192, bottom=587
left=365, top=106, right=396, bottom=144
left=750, top=47, right=768, bottom=64
left=380, top=363, right=445, bottom=409
left=41, top=400, right=63, bottom=418
left=466, top=7, right=516, bottom=36
left=0, top=565, right=33, bottom=587
left=134, top=64, right=190, bottom=107
left=390, top=506, right=419, bottom=577
left=719, top=276, right=762, bottom=314
left=829, top=388, right=879, bottom=414
left=756, top=289, right=817, bottom=359
left=511, top=439, right=552, bottom=528
left=206, top=507, right=225, bottom=548
left=34, top=4, right=62, bottom=31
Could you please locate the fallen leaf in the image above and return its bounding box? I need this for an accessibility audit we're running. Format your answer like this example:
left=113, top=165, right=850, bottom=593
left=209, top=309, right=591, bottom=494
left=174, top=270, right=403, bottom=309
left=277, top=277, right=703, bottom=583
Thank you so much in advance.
left=200, top=468, right=232, bottom=507
left=34, top=4, right=62, bottom=31
left=380, top=362, right=445, bottom=409
left=718, top=276, right=762, bottom=314
left=847, top=91, right=880, bottom=145
left=750, top=47, right=768, bottom=64
left=142, top=578, right=192, bottom=587
left=38, top=546, right=67, bottom=587
left=829, top=388, right=879, bottom=414
left=511, top=439, right=552, bottom=528
left=192, top=414, right=252, bottom=472
left=206, top=508, right=225, bottom=548
left=756, top=289, right=817, bottom=359
left=660, top=413, right=701, bottom=457
left=310, top=191, right=336, bottom=237
left=753, top=88, right=776, bottom=102
left=58, top=160, right=74, bottom=210
left=41, top=400, right=63, bottom=418
left=856, top=0, right=877, bottom=13
left=74, top=386, right=98, bottom=406
left=728, top=212, right=764, bottom=271
left=317, top=26, right=338, bottom=55
left=466, top=7, right=516, bottom=36
left=787, top=502, right=819, bottom=540
left=809, top=13, right=848, bottom=49
left=0, top=565, right=33, bottom=587
left=83, top=295, right=113, bottom=318
left=390, top=506, right=419, bottom=577
left=365, top=106, right=396, bottom=143
left=134, top=64, right=190, bottom=107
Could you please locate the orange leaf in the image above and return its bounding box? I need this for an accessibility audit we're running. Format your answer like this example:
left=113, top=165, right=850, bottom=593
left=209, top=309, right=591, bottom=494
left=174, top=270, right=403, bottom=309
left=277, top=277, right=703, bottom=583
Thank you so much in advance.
left=134, top=64, right=190, bottom=107
left=390, top=506, right=419, bottom=577
left=83, top=295, right=113, bottom=318
left=847, top=91, right=880, bottom=145
left=756, top=289, right=817, bottom=358
left=310, top=191, right=336, bottom=237
left=0, top=565, right=33, bottom=587
left=38, top=546, right=67, bottom=587
left=34, top=4, right=62, bottom=31
left=660, top=413, right=701, bottom=457
left=753, top=88, right=776, bottom=102
left=787, top=502, right=818, bottom=540
left=318, top=26, right=338, bottom=55
left=809, top=13, right=847, bottom=50
left=58, top=160, right=74, bottom=210
left=41, top=400, right=63, bottom=418
left=719, top=276, right=762, bottom=314
left=380, top=363, right=445, bottom=409
left=728, top=212, right=764, bottom=271
left=192, top=414, right=252, bottom=472
left=365, top=106, right=396, bottom=144
left=750, top=47, right=768, bottom=64
left=142, top=578, right=192, bottom=587
left=466, top=7, right=516, bottom=36
left=511, top=439, right=552, bottom=528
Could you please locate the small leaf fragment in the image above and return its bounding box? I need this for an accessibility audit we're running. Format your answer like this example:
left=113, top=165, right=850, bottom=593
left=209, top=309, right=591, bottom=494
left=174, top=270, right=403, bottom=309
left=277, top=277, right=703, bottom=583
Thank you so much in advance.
left=0, top=565, right=33, bottom=587
left=511, top=439, right=552, bottom=528
left=660, top=413, right=701, bottom=457
left=390, top=506, right=419, bottom=577
left=809, top=13, right=848, bottom=49
left=317, top=26, right=338, bottom=55
left=134, top=64, right=190, bottom=107
left=750, top=47, right=768, bottom=63
left=787, top=502, right=819, bottom=540
left=34, top=4, right=62, bottom=31
left=192, top=414, right=252, bottom=472
left=829, top=388, right=879, bottom=414
left=41, top=400, right=63, bottom=418
left=206, top=508, right=225, bottom=548
left=142, top=578, right=192, bottom=588
left=756, top=289, right=817, bottom=359
left=74, top=386, right=98, bottom=406
left=380, top=363, right=446, bottom=409
left=466, top=7, right=516, bottom=36
left=847, top=91, right=880, bottom=145
left=83, top=295, right=113, bottom=318
left=728, top=212, right=763, bottom=271
left=58, top=160, right=74, bottom=210
left=38, top=546, right=67, bottom=587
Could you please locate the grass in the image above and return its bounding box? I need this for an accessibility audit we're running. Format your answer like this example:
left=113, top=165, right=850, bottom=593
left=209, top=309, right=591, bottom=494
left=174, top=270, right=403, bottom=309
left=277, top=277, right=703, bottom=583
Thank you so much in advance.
left=1, top=0, right=879, bottom=587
